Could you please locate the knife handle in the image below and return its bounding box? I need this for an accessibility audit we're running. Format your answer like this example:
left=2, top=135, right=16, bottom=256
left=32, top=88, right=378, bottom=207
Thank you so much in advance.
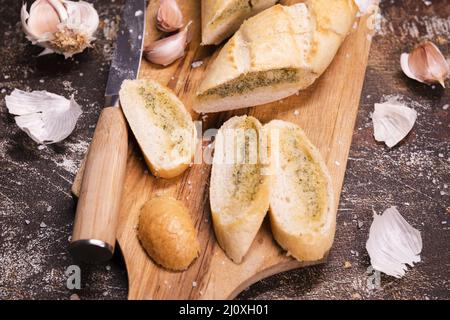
left=69, top=107, right=128, bottom=263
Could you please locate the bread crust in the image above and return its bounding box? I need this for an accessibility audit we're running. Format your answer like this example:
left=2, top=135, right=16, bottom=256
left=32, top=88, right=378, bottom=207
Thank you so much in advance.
left=195, top=1, right=357, bottom=113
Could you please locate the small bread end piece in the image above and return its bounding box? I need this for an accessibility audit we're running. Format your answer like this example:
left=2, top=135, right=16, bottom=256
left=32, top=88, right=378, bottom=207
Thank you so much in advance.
left=138, top=197, right=200, bottom=271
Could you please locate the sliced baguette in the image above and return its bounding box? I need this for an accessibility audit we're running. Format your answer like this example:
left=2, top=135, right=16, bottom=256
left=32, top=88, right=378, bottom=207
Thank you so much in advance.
left=194, top=1, right=357, bottom=113
left=265, top=120, right=334, bottom=261
left=119, top=79, right=196, bottom=179
left=210, top=115, right=270, bottom=263
left=201, top=0, right=277, bottom=45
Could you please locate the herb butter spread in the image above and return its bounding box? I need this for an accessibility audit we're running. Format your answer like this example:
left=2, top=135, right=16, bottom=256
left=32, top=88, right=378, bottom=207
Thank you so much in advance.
left=210, top=0, right=251, bottom=28
left=230, top=118, right=264, bottom=203
left=200, top=68, right=298, bottom=98
left=281, top=128, right=327, bottom=221
left=138, top=86, right=191, bottom=158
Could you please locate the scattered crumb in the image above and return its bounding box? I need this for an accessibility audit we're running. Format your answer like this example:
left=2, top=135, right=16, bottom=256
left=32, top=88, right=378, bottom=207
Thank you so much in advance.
left=135, top=10, right=143, bottom=17
left=443, top=104, right=449, bottom=110
left=39, top=79, right=45, bottom=83
left=442, top=221, right=447, bottom=225
left=105, top=265, right=111, bottom=271
left=40, top=222, right=47, bottom=228
left=192, top=281, right=197, bottom=288
left=46, top=206, right=52, bottom=212
left=70, top=293, right=80, bottom=300
left=344, top=261, right=352, bottom=269
left=191, top=61, right=203, bottom=68
left=335, top=160, right=341, bottom=166
left=352, top=293, right=362, bottom=299
left=357, top=220, right=364, bottom=228
left=294, top=110, right=300, bottom=116
left=25, top=220, right=30, bottom=225
left=102, top=291, right=108, bottom=296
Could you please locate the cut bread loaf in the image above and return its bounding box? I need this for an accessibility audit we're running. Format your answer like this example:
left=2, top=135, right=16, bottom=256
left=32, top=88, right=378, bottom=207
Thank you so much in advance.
left=119, top=79, right=196, bottom=179
left=265, top=120, right=334, bottom=261
left=210, top=115, right=270, bottom=263
left=194, top=1, right=357, bottom=113
left=201, top=0, right=277, bottom=45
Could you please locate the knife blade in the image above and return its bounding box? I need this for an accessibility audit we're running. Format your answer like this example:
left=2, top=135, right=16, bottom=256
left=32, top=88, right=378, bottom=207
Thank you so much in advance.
left=69, top=0, right=147, bottom=263
left=105, top=0, right=146, bottom=107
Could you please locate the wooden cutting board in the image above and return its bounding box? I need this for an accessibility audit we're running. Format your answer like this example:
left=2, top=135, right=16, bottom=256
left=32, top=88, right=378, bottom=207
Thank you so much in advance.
left=73, top=0, right=372, bottom=299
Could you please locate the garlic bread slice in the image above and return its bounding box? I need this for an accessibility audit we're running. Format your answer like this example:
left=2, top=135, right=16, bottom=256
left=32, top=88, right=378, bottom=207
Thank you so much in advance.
left=201, top=0, right=277, bottom=45
left=119, top=79, right=196, bottom=179
left=195, top=1, right=357, bottom=113
left=265, top=120, right=334, bottom=261
left=210, top=115, right=270, bottom=263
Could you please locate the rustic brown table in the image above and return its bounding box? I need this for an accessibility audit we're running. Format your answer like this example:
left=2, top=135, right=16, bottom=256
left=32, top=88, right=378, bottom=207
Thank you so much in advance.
left=0, top=0, right=448, bottom=300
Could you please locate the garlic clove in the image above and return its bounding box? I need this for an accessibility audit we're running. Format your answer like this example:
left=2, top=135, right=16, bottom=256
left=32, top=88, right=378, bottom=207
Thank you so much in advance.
left=366, top=207, right=422, bottom=278
left=372, top=100, right=417, bottom=148
left=26, top=0, right=61, bottom=37
left=401, top=41, right=450, bottom=88
left=156, top=0, right=184, bottom=33
left=64, top=0, right=99, bottom=35
left=21, top=0, right=99, bottom=58
left=5, top=89, right=82, bottom=144
left=144, top=21, right=192, bottom=66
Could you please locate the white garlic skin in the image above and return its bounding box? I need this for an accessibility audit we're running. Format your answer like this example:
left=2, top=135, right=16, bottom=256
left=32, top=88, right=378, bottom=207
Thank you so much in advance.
left=156, top=0, right=184, bottom=32
left=144, top=21, right=192, bottom=66
left=366, top=207, right=422, bottom=278
left=21, top=0, right=99, bottom=58
left=372, top=99, right=417, bottom=148
left=5, top=89, right=82, bottom=144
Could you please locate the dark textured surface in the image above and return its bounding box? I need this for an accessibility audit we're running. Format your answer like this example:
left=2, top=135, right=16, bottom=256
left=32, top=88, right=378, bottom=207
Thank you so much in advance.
left=0, top=0, right=449, bottom=300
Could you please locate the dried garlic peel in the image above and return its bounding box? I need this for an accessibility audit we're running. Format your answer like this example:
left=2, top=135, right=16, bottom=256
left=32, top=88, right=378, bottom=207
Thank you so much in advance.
left=5, top=89, right=82, bottom=144
left=372, top=101, right=417, bottom=148
left=366, top=207, right=422, bottom=278
left=354, top=0, right=379, bottom=13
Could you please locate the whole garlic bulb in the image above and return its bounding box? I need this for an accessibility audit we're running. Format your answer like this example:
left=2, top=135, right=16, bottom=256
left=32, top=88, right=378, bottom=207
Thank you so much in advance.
left=21, top=0, right=99, bottom=58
